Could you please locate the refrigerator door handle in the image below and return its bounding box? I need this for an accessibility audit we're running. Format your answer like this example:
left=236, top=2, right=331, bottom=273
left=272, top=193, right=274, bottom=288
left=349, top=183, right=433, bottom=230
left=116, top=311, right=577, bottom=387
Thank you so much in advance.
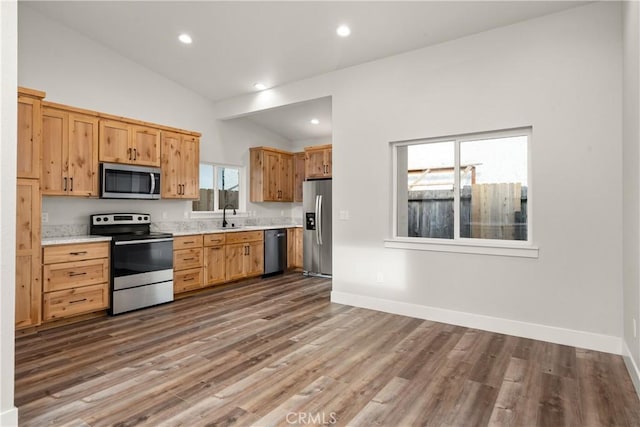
left=318, top=195, right=323, bottom=246
left=315, top=195, right=320, bottom=245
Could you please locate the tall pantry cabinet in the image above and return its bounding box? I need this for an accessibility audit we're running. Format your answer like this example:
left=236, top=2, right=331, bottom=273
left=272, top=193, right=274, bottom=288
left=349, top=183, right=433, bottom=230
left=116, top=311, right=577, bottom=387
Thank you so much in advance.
left=16, top=87, right=45, bottom=329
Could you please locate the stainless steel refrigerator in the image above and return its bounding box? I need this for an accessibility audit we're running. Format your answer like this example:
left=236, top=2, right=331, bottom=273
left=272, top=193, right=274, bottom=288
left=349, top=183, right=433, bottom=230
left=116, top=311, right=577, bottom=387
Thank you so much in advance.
left=303, top=180, right=332, bottom=277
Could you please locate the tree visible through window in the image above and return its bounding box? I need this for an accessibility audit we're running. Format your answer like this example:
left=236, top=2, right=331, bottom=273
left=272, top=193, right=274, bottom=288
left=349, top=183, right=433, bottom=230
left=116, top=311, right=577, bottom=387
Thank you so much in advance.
left=395, top=128, right=529, bottom=242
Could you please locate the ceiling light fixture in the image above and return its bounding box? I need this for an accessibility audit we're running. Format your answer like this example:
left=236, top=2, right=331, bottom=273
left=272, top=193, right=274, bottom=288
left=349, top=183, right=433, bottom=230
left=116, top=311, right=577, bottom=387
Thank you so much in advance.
left=336, top=25, right=351, bottom=37
left=178, top=33, right=192, bottom=44
left=254, top=82, right=267, bottom=91
left=310, top=118, right=320, bottom=125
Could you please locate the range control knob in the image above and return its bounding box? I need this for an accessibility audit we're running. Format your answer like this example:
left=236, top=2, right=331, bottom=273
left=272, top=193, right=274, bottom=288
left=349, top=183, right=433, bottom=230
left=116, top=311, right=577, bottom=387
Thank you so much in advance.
left=144, top=216, right=149, bottom=220
left=103, top=217, right=109, bottom=222
left=138, top=216, right=142, bottom=220
left=96, top=217, right=101, bottom=222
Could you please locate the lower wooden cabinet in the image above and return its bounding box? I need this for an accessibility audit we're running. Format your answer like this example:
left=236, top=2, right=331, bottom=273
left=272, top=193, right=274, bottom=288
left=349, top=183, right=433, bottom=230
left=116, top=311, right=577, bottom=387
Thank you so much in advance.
left=287, top=227, right=303, bottom=269
left=204, top=233, right=226, bottom=286
left=15, top=178, right=41, bottom=329
left=225, top=231, right=264, bottom=282
left=42, top=242, right=110, bottom=321
left=173, top=235, right=204, bottom=294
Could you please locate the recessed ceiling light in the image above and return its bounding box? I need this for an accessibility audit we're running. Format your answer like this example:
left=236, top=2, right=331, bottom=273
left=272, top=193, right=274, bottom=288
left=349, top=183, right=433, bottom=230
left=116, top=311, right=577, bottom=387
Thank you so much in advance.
left=310, top=118, right=320, bottom=125
left=178, top=33, right=192, bottom=44
left=254, top=82, right=268, bottom=91
left=336, top=25, right=351, bottom=37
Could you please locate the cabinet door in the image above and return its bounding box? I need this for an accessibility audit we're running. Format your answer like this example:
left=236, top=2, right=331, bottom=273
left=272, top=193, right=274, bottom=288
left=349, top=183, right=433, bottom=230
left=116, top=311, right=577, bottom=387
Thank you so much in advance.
left=287, top=228, right=295, bottom=269
left=246, top=241, right=264, bottom=277
left=205, top=246, right=226, bottom=286
left=17, top=96, right=41, bottom=179
left=68, top=114, right=99, bottom=196
left=181, top=135, right=200, bottom=199
left=324, top=148, right=332, bottom=177
left=280, top=153, right=294, bottom=202
left=131, top=126, right=160, bottom=167
left=99, top=120, right=130, bottom=164
left=160, top=132, right=182, bottom=198
left=15, top=179, right=41, bottom=329
left=225, top=244, right=246, bottom=282
left=294, top=228, right=303, bottom=268
left=264, top=151, right=281, bottom=201
left=305, top=149, right=326, bottom=179
left=41, top=108, right=68, bottom=195
left=293, top=152, right=305, bottom=202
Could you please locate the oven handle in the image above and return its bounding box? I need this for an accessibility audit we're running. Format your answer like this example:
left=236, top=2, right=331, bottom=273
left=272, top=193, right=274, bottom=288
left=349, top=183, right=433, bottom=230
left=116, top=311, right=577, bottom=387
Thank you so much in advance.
left=114, top=238, right=174, bottom=246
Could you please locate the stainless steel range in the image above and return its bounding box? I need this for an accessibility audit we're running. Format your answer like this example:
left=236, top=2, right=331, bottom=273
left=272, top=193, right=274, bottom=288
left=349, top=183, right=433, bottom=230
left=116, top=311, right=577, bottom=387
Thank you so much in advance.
left=90, top=213, right=173, bottom=315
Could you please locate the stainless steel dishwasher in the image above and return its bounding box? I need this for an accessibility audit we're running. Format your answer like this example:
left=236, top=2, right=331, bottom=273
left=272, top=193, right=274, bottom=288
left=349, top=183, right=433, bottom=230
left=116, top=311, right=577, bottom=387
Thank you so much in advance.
left=264, top=228, right=287, bottom=276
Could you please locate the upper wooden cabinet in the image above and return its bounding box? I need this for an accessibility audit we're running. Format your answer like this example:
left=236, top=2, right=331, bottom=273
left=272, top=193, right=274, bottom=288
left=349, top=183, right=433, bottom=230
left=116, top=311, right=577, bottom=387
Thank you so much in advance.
left=17, top=88, right=45, bottom=179
left=293, top=152, right=305, bottom=203
left=305, top=144, right=332, bottom=179
left=160, top=132, right=200, bottom=199
left=250, top=147, right=294, bottom=202
left=99, top=120, right=160, bottom=167
left=41, top=106, right=99, bottom=197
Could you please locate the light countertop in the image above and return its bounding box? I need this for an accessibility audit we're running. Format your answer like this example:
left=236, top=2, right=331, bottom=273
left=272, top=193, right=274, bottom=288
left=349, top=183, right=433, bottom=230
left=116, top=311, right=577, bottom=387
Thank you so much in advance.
left=42, top=235, right=112, bottom=246
left=167, top=224, right=302, bottom=237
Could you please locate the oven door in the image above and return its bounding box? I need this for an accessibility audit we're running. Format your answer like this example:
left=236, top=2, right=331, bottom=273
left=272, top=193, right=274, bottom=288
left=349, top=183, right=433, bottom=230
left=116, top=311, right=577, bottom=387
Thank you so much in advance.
left=112, top=238, right=173, bottom=290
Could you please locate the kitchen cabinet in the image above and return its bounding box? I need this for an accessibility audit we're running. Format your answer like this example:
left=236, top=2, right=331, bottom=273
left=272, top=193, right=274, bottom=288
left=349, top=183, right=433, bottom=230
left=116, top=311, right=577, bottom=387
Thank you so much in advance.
left=41, top=106, right=99, bottom=197
left=173, top=235, right=204, bottom=294
left=225, top=231, right=264, bottom=281
left=287, top=227, right=303, bottom=269
left=250, top=147, right=294, bottom=202
left=305, top=144, right=332, bottom=179
left=15, top=179, right=41, bottom=329
left=99, top=120, right=161, bottom=167
left=17, top=87, right=45, bottom=179
left=293, top=152, right=305, bottom=202
left=161, top=132, right=200, bottom=199
left=204, top=233, right=226, bottom=286
left=42, top=242, right=109, bottom=321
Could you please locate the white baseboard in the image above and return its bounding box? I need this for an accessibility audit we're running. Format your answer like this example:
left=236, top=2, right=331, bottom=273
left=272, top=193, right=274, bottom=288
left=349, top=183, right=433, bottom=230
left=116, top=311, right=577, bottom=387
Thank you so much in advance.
left=623, top=341, right=640, bottom=398
left=331, top=291, right=622, bottom=355
left=0, top=406, right=18, bottom=427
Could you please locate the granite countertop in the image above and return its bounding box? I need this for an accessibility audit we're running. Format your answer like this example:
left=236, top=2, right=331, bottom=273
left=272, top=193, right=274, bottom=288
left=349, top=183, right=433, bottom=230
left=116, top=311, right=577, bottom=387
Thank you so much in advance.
left=167, top=224, right=303, bottom=237
left=42, top=235, right=112, bottom=246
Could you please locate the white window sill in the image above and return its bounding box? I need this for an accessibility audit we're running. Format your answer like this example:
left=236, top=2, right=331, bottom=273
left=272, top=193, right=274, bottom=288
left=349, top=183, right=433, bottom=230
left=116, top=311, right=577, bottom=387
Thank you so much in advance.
left=384, top=237, right=539, bottom=258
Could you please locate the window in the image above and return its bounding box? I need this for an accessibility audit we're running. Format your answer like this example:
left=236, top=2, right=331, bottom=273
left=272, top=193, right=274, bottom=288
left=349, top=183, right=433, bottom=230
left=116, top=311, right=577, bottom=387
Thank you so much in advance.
left=394, top=128, right=531, bottom=246
left=192, top=163, right=245, bottom=212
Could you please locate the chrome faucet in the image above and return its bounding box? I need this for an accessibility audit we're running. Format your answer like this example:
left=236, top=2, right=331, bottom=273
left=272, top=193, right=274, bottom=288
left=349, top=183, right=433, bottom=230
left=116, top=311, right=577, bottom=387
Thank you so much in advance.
left=222, top=204, right=236, bottom=228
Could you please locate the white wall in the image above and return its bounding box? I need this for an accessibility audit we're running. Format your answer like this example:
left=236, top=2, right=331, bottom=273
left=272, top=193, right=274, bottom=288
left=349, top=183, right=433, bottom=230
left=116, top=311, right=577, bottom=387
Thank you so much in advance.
left=18, top=4, right=297, bottom=226
left=214, top=3, right=624, bottom=352
left=0, top=0, right=18, bottom=424
left=623, top=0, right=640, bottom=387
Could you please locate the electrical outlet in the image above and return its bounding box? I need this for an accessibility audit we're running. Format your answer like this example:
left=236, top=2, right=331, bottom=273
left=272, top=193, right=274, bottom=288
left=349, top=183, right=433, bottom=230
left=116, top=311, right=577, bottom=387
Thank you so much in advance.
left=183, top=211, right=189, bottom=219
left=376, top=272, right=384, bottom=283
left=42, top=212, right=49, bottom=223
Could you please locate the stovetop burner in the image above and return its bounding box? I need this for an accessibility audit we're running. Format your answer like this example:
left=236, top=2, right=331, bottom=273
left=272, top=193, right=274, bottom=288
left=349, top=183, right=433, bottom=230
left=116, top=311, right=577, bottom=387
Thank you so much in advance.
left=89, top=213, right=172, bottom=241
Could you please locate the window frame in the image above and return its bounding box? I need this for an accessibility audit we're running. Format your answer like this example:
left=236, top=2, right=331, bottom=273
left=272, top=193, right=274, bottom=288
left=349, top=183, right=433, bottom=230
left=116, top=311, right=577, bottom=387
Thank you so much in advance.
left=191, top=162, right=247, bottom=217
left=386, top=127, right=538, bottom=258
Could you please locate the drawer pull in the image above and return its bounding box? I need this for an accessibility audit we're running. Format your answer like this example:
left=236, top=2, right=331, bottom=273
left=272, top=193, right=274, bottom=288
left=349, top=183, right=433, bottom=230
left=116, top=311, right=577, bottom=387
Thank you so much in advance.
left=69, top=251, right=88, bottom=256
left=183, top=257, right=195, bottom=261
left=69, top=298, right=88, bottom=304
left=68, top=272, right=87, bottom=277
left=183, top=241, right=195, bottom=244
left=184, top=277, right=195, bottom=281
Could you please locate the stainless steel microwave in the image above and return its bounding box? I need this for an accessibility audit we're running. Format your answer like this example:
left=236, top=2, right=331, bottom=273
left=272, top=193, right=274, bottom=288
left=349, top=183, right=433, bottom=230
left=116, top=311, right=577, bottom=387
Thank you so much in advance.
left=100, top=163, right=161, bottom=199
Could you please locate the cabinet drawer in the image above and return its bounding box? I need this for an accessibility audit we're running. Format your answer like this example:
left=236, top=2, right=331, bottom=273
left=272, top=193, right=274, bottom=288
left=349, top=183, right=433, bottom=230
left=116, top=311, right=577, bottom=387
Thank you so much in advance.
left=43, top=258, right=109, bottom=292
left=203, top=233, right=225, bottom=246
left=225, top=230, right=263, bottom=244
left=174, top=235, right=203, bottom=249
left=43, top=283, right=108, bottom=321
left=174, top=268, right=203, bottom=293
left=44, top=242, right=109, bottom=264
left=174, top=248, right=203, bottom=270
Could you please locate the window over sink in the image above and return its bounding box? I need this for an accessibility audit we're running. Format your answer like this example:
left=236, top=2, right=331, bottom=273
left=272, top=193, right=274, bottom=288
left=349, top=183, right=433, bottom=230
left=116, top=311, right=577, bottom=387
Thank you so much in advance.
left=192, top=163, right=246, bottom=213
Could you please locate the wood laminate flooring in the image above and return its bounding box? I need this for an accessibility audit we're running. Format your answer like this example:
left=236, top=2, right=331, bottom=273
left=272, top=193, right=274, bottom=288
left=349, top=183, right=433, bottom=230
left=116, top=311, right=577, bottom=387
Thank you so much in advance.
left=15, top=273, right=640, bottom=426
